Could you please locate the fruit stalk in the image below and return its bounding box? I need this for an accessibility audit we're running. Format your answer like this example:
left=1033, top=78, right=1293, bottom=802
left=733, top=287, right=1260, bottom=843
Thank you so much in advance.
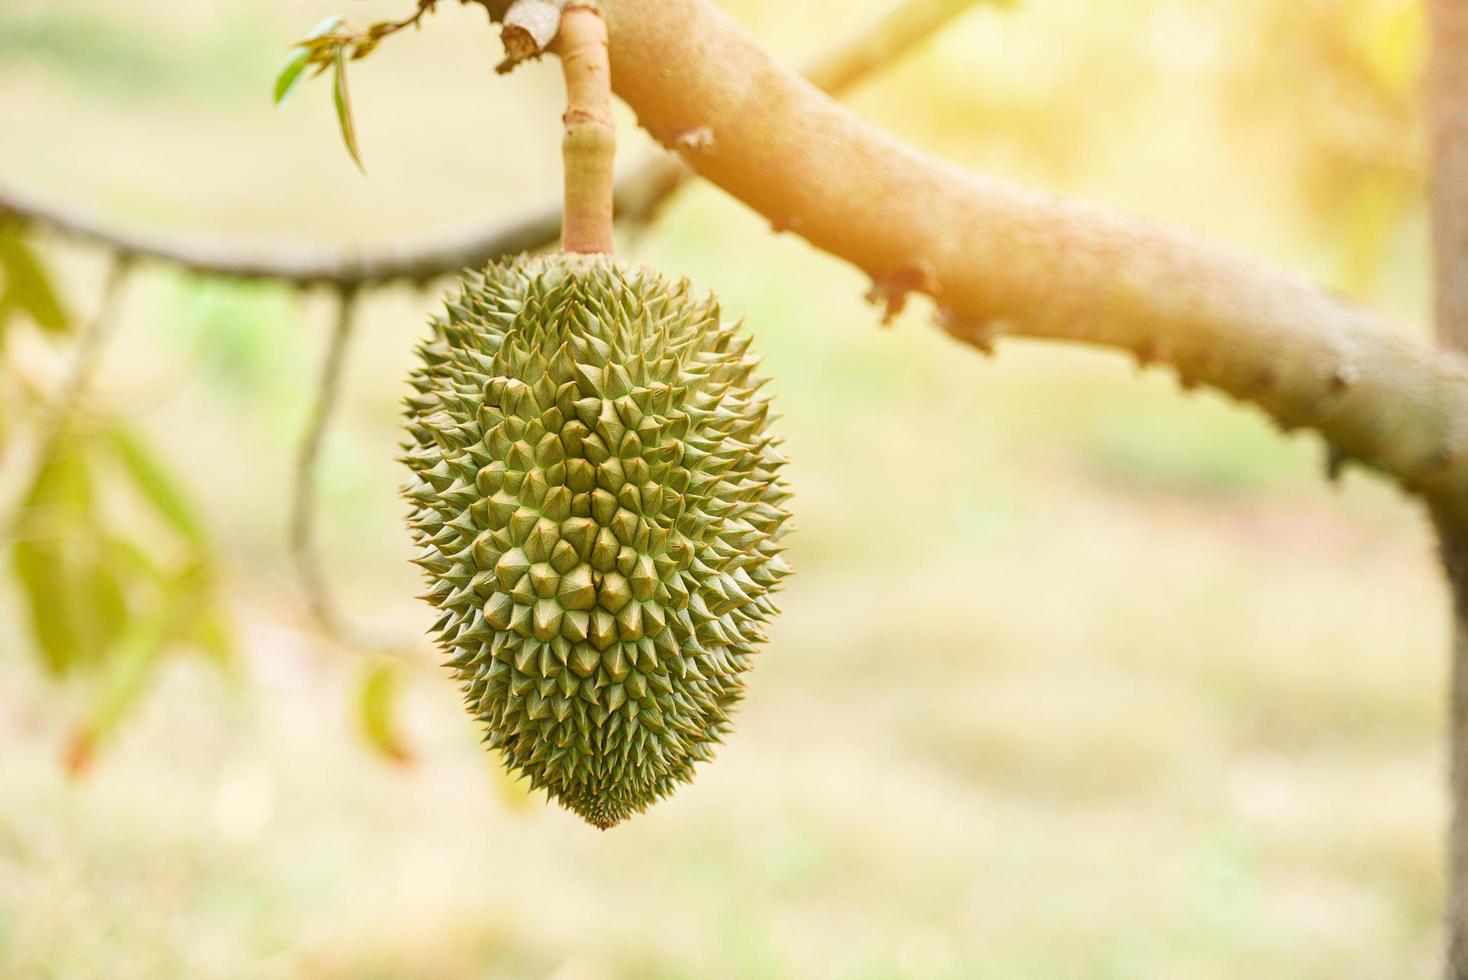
left=555, top=3, right=616, bottom=254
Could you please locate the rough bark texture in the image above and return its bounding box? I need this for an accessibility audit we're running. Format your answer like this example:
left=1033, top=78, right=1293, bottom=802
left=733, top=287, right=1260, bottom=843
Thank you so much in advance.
left=593, top=0, right=1468, bottom=533
left=500, top=0, right=562, bottom=72
left=1429, top=1, right=1468, bottom=975
left=1439, top=530, right=1468, bottom=980
left=554, top=4, right=616, bottom=254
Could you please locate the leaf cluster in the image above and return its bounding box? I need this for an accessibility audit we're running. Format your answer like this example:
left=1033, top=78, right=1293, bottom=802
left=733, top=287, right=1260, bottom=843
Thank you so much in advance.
left=273, top=3, right=445, bottom=171
left=0, top=224, right=234, bottom=771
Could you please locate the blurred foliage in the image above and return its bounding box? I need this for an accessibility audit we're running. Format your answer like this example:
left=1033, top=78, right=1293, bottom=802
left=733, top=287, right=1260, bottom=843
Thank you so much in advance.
left=356, top=660, right=413, bottom=763
left=0, top=3, right=278, bottom=103
left=1227, top=0, right=1423, bottom=295
left=1, top=225, right=233, bottom=769
left=0, top=221, right=69, bottom=335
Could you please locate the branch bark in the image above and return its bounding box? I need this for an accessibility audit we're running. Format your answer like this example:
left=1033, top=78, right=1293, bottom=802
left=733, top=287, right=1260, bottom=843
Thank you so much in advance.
left=498, top=0, right=561, bottom=74
left=586, top=0, right=1468, bottom=534
left=1427, top=0, right=1468, bottom=974
left=0, top=0, right=991, bottom=286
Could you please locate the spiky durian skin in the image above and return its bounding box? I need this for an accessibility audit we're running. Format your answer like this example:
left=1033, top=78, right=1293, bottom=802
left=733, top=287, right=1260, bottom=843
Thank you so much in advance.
left=401, top=253, right=792, bottom=828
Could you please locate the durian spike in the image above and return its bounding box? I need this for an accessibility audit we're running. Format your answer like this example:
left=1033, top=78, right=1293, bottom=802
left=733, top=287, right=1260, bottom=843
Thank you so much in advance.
left=402, top=253, right=792, bottom=829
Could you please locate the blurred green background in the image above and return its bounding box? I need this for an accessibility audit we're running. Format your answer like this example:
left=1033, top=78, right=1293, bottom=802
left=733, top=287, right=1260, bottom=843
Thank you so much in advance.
left=0, top=0, right=1448, bottom=977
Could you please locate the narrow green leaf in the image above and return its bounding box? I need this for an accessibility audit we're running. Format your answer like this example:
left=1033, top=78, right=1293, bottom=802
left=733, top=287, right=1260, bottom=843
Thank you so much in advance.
left=358, top=662, right=411, bottom=763
left=332, top=47, right=365, bottom=173
left=273, top=46, right=313, bottom=106
left=0, top=223, right=69, bottom=333
left=305, top=14, right=345, bottom=41
left=103, top=425, right=206, bottom=547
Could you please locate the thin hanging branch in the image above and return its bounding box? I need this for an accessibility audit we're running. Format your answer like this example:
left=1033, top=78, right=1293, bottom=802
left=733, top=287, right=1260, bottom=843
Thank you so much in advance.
left=0, top=0, right=993, bottom=286
left=289, top=288, right=417, bottom=659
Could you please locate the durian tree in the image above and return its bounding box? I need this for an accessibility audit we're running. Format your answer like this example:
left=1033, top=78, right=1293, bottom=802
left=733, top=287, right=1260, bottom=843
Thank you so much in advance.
left=5, top=0, right=1468, bottom=973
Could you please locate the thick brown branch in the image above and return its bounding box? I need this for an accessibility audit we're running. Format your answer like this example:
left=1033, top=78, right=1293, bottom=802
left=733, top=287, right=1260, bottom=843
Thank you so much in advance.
left=1427, top=1, right=1468, bottom=976
left=596, top=0, right=1468, bottom=532
left=0, top=0, right=991, bottom=286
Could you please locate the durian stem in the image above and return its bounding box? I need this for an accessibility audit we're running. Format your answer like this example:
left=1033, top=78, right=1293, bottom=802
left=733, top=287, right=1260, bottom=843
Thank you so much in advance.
left=555, top=3, right=616, bottom=255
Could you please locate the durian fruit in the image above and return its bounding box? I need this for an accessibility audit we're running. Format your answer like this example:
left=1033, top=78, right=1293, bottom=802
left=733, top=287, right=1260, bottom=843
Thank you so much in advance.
left=401, top=252, right=792, bottom=828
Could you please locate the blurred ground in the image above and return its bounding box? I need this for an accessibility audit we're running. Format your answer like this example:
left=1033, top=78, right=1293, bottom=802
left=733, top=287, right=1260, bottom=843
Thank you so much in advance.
left=0, top=0, right=1449, bottom=977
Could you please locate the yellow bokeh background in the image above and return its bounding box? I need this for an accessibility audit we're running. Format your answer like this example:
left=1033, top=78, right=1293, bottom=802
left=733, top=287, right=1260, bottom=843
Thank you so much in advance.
left=0, top=0, right=1448, bottom=976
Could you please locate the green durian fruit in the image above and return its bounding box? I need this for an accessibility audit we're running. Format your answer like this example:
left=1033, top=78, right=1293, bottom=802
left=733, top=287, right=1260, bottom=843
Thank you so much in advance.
left=401, top=253, right=792, bottom=828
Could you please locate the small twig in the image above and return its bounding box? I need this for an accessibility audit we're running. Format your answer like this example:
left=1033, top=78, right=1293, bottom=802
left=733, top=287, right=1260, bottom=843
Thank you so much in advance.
left=498, top=0, right=561, bottom=74
left=804, top=0, right=1002, bottom=94
left=289, top=287, right=419, bottom=660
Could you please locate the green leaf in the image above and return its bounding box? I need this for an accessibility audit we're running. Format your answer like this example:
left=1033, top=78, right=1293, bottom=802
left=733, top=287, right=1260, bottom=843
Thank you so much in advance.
left=64, top=558, right=234, bottom=772
left=68, top=603, right=174, bottom=772
left=103, top=425, right=206, bottom=547
left=188, top=606, right=237, bottom=668
left=273, top=46, right=313, bottom=105
left=332, top=46, right=365, bottom=173
left=0, top=223, right=69, bottom=333
left=305, top=14, right=345, bottom=41
left=12, top=533, right=82, bottom=675
left=10, top=440, right=130, bottom=676
left=167, top=560, right=235, bottom=667
left=357, top=662, right=411, bottom=763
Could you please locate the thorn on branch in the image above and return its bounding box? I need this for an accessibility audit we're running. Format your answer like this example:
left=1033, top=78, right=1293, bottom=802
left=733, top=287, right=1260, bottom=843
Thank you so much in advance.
left=865, top=261, right=937, bottom=325
left=1328, top=361, right=1359, bottom=394
left=1251, top=365, right=1280, bottom=393
left=936, top=306, right=1004, bottom=355
left=1132, top=338, right=1165, bottom=371
left=674, top=127, right=717, bottom=155
left=769, top=214, right=804, bottom=234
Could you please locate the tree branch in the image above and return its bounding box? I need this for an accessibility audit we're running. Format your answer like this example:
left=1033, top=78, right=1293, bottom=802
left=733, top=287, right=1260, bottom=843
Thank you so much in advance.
left=587, top=0, right=1468, bottom=533
left=289, top=288, right=417, bottom=659
left=0, top=0, right=990, bottom=286
left=1426, top=1, right=1468, bottom=975
left=800, top=0, right=1010, bottom=95
left=498, top=0, right=561, bottom=74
